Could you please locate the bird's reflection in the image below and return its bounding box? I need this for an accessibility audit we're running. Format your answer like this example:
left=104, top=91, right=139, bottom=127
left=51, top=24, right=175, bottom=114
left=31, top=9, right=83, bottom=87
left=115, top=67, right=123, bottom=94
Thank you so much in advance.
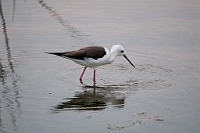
left=52, top=86, right=125, bottom=112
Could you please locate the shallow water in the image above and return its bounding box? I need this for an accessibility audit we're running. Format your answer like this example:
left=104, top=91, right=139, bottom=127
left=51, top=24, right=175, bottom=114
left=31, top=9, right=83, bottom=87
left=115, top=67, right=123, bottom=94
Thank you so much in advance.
left=0, top=0, right=200, bottom=133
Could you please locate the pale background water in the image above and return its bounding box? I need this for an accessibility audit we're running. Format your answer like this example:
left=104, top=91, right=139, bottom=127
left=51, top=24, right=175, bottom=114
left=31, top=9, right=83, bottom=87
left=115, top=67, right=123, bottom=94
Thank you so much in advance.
left=0, top=0, right=200, bottom=133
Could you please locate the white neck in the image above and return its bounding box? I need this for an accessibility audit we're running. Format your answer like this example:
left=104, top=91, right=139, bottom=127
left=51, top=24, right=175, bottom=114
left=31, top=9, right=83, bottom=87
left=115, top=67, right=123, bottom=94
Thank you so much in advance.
left=109, top=48, right=118, bottom=63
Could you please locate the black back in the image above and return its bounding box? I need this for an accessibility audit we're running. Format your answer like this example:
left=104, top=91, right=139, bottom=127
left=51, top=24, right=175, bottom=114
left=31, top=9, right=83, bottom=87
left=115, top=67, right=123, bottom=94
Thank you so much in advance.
left=47, top=46, right=106, bottom=60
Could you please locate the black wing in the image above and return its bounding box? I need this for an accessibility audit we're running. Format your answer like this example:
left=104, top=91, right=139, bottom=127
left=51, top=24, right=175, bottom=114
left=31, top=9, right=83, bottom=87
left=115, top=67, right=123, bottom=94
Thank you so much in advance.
left=46, top=46, right=106, bottom=60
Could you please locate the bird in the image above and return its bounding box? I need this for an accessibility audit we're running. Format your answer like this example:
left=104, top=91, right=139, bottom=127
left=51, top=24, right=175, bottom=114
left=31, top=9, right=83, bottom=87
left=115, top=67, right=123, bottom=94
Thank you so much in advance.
left=46, top=45, right=135, bottom=84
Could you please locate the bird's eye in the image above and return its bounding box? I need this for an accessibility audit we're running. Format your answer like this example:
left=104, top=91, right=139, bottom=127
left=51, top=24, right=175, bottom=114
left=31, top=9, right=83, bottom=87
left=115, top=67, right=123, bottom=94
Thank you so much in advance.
left=121, top=50, right=124, bottom=53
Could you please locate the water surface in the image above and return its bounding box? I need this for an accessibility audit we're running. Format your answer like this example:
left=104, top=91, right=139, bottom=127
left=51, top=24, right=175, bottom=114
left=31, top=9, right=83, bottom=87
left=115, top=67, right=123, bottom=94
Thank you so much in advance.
left=0, top=0, right=200, bottom=133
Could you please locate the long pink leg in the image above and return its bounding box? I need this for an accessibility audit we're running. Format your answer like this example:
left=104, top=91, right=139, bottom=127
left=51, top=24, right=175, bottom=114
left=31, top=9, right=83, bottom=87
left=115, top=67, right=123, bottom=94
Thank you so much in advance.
left=93, top=70, right=96, bottom=83
left=79, top=66, right=87, bottom=83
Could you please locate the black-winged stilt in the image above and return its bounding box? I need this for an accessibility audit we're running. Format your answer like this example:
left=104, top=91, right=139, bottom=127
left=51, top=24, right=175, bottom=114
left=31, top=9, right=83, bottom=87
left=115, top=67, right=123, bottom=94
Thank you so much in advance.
left=47, top=45, right=135, bottom=84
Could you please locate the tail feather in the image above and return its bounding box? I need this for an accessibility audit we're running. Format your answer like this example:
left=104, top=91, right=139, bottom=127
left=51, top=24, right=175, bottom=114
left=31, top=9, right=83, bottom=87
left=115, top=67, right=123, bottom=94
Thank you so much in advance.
left=45, top=52, right=64, bottom=56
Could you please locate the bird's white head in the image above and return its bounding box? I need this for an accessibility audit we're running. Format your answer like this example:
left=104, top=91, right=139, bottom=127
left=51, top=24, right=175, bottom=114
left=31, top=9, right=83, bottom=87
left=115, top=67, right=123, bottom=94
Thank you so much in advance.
left=111, top=45, right=125, bottom=56
left=110, top=45, right=135, bottom=68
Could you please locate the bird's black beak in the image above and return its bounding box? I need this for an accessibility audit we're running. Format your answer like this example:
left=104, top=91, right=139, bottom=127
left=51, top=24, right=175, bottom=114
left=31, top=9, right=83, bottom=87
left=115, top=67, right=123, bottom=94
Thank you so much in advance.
left=124, top=54, right=135, bottom=68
